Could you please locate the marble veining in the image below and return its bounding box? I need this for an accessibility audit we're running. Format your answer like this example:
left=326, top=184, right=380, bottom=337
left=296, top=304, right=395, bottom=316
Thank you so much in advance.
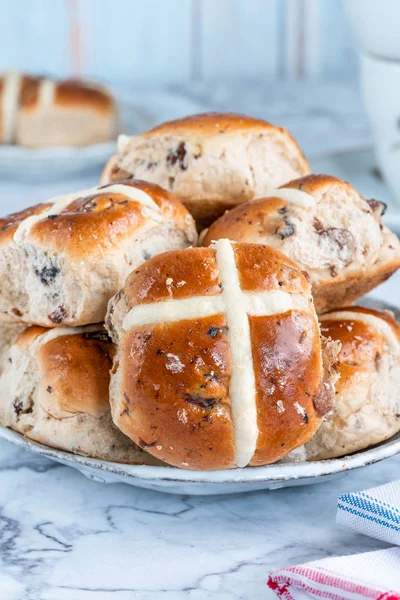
left=0, top=438, right=397, bottom=599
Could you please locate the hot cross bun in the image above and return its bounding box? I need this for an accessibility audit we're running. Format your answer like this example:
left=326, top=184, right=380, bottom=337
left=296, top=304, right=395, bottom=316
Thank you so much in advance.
left=0, top=324, right=163, bottom=464
left=106, top=239, right=338, bottom=470
left=202, top=175, right=400, bottom=313
left=303, top=306, right=400, bottom=460
left=0, top=179, right=197, bottom=327
left=0, top=72, right=118, bottom=147
left=101, top=112, right=310, bottom=229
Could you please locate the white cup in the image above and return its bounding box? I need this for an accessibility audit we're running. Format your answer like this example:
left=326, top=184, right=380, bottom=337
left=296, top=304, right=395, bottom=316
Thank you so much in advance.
left=345, top=0, right=400, bottom=60
left=361, top=52, right=400, bottom=203
left=346, top=0, right=400, bottom=203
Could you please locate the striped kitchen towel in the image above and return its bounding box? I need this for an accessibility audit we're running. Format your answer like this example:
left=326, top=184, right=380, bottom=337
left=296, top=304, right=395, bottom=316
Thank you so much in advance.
left=337, top=480, right=400, bottom=546
left=268, top=481, right=400, bottom=599
left=268, top=547, right=400, bottom=600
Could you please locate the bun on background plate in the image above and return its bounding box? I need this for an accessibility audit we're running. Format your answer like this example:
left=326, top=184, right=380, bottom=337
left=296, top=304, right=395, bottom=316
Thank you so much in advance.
left=0, top=72, right=118, bottom=147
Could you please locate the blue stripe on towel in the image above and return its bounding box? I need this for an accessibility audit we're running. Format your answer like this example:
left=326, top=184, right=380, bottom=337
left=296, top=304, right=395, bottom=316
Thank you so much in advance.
left=337, top=502, right=400, bottom=532
left=339, top=493, right=400, bottom=524
left=358, top=492, right=400, bottom=515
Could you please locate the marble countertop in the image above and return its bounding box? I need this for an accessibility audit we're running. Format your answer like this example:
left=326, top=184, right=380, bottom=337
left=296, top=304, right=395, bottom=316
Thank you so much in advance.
left=0, top=84, right=400, bottom=600
left=0, top=438, right=397, bottom=599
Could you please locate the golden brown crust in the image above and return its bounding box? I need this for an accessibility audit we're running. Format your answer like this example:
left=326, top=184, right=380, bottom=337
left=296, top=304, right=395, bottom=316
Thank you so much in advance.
left=19, top=77, right=114, bottom=113
left=15, top=325, right=47, bottom=347
left=0, top=203, right=51, bottom=244
left=54, top=80, right=114, bottom=112
left=202, top=197, right=284, bottom=245
left=109, top=241, right=328, bottom=469
left=320, top=307, right=400, bottom=395
left=301, top=305, right=400, bottom=461
left=118, top=244, right=308, bottom=312
left=324, top=306, right=400, bottom=337
left=201, top=174, right=362, bottom=247
left=0, top=325, right=163, bottom=465
left=281, top=173, right=353, bottom=195
left=144, top=111, right=302, bottom=145
left=118, top=315, right=236, bottom=469
left=320, top=317, right=383, bottom=393
left=249, top=311, right=323, bottom=465
left=202, top=174, right=400, bottom=314
left=142, top=113, right=309, bottom=189
left=18, top=76, right=43, bottom=109
left=0, top=179, right=192, bottom=255
left=101, top=112, right=310, bottom=230
left=233, top=243, right=309, bottom=294
left=121, top=247, right=222, bottom=308
left=39, top=330, right=114, bottom=416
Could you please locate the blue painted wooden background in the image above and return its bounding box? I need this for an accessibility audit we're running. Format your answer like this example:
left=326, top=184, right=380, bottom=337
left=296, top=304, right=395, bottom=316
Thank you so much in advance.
left=0, top=0, right=358, bottom=86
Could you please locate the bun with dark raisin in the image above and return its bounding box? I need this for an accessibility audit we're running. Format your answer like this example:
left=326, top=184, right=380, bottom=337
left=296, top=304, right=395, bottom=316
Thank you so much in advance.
left=106, top=239, right=338, bottom=470
left=301, top=307, right=400, bottom=460
left=201, top=175, right=400, bottom=313
left=0, top=179, right=197, bottom=327
left=0, top=324, right=163, bottom=464
left=101, top=112, right=310, bottom=230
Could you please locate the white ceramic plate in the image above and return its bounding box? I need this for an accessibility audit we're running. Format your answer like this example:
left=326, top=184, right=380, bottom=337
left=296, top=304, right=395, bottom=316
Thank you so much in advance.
left=0, top=300, right=399, bottom=496
left=0, top=90, right=154, bottom=181
left=1, top=425, right=400, bottom=496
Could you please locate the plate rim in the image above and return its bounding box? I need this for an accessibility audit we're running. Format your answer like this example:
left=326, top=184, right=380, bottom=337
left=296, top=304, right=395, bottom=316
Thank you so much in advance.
left=1, top=425, right=399, bottom=485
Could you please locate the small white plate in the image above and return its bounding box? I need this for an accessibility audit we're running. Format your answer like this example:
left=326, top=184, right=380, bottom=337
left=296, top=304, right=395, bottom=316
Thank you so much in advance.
left=0, top=90, right=153, bottom=181
left=0, top=301, right=399, bottom=496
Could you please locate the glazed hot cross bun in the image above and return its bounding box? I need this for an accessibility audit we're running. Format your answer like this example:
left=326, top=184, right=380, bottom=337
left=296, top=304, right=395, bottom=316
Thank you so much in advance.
left=0, top=179, right=197, bottom=327
left=106, top=239, right=339, bottom=470
left=0, top=72, right=118, bottom=147
left=303, top=307, right=400, bottom=460
left=101, top=112, right=310, bottom=229
left=0, top=324, right=163, bottom=464
left=202, top=175, right=400, bottom=313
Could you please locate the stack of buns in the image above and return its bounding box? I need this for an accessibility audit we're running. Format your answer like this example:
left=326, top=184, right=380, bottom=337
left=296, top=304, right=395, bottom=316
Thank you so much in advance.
left=0, top=72, right=118, bottom=147
left=1, top=111, right=400, bottom=471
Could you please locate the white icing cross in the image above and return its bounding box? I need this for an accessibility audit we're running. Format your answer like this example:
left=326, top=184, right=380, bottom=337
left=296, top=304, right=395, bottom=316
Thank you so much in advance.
left=38, top=78, right=56, bottom=110
left=263, top=188, right=316, bottom=208
left=13, top=183, right=162, bottom=243
left=30, top=324, right=105, bottom=354
left=122, top=238, right=309, bottom=467
left=1, top=72, right=21, bottom=144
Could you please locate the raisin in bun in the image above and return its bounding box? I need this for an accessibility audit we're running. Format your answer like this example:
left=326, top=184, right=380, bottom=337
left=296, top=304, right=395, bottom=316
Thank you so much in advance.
left=106, top=239, right=338, bottom=470
left=202, top=175, right=400, bottom=313
left=0, top=72, right=118, bottom=147
left=0, top=325, right=163, bottom=464
left=0, top=322, right=25, bottom=373
left=0, top=179, right=197, bottom=327
left=302, top=307, right=400, bottom=460
left=101, top=112, right=310, bottom=229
